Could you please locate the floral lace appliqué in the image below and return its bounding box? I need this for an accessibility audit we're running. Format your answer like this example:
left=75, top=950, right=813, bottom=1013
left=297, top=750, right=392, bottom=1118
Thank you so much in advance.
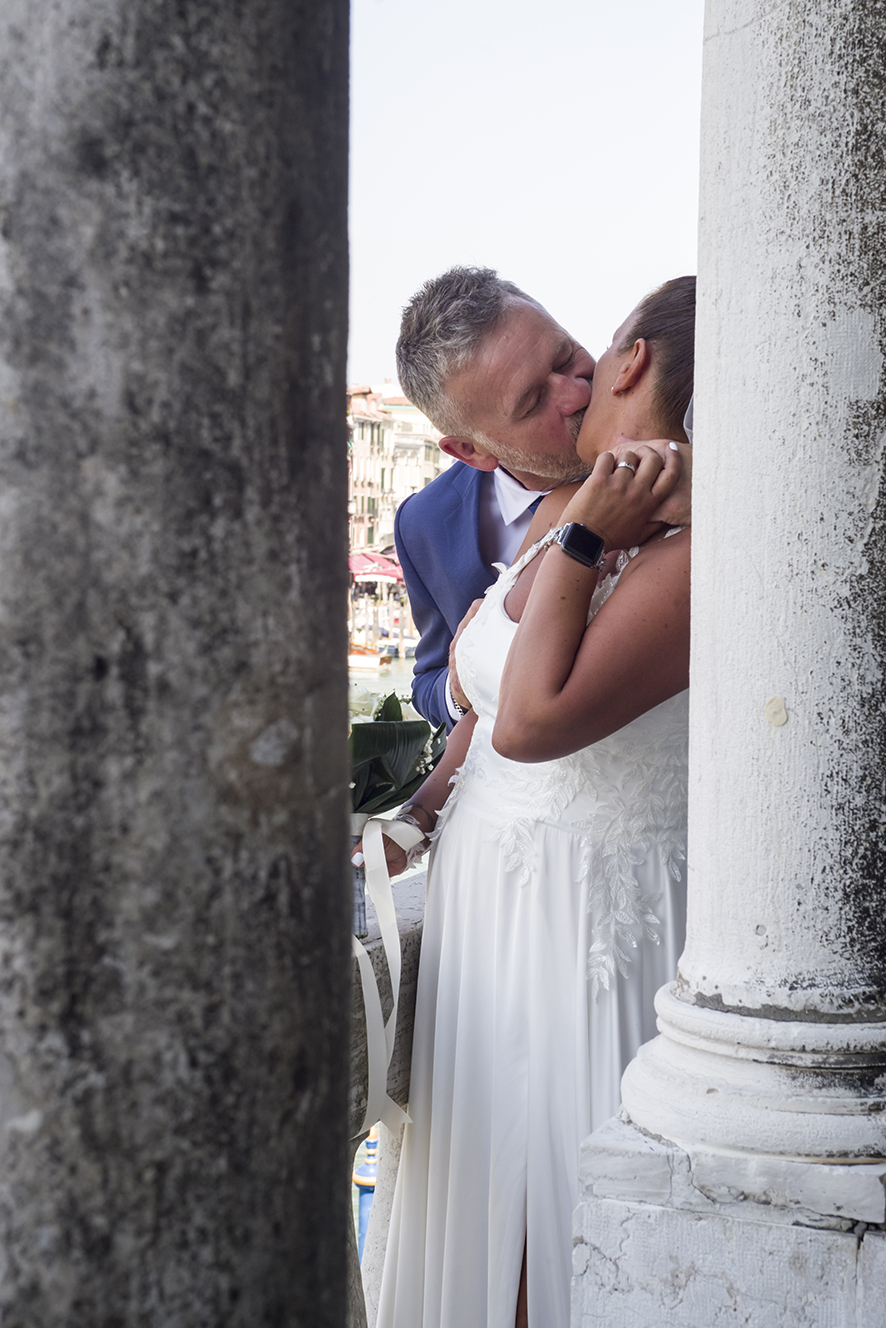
left=451, top=530, right=689, bottom=997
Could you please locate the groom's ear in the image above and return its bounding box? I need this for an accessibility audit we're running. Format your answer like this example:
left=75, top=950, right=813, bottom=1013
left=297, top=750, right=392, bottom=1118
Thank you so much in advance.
left=439, top=436, right=499, bottom=471
left=612, top=338, right=650, bottom=394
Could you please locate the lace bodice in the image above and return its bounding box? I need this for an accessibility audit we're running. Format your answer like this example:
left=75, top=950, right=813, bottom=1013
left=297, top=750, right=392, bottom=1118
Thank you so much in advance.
left=443, top=530, right=688, bottom=992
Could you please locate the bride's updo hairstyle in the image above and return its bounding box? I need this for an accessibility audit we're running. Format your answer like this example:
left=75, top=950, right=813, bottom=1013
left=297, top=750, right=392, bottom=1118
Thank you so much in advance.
left=619, top=275, right=695, bottom=442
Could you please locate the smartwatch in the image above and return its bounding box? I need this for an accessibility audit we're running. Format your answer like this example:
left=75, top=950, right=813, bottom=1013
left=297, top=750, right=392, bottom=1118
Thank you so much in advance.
left=552, top=522, right=606, bottom=571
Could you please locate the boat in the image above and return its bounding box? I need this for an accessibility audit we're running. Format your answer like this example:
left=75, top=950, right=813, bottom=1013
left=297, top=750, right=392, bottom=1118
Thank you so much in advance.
left=378, top=637, right=419, bottom=660
left=348, top=643, right=392, bottom=671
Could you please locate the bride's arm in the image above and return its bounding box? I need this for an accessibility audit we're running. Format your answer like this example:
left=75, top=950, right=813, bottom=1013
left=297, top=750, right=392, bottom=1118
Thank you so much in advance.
left=492, top=453, right=689, bottom=763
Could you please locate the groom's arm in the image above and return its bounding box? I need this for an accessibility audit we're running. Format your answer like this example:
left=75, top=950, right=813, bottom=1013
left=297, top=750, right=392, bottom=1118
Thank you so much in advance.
left=395, top=501, right=455, bottom=731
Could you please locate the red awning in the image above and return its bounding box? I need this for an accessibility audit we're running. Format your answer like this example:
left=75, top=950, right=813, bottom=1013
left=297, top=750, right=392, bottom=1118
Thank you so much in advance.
left=348, top=553, right=404, bottom=582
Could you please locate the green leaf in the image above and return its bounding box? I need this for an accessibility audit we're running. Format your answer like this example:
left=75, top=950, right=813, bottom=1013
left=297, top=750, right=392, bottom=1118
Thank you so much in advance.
left=359, top=771, right=428, bottom=816
left=349, top=719, right=429, bottom=812
left=376, top=693, right=403, bottom=722
left=350, top=718, right=430, bottom=781
left=349, top=714, right=449, bottom=815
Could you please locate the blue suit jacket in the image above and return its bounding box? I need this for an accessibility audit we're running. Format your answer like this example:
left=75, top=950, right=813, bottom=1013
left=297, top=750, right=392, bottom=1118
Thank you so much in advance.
left=395, top=463, right=498, bottom=730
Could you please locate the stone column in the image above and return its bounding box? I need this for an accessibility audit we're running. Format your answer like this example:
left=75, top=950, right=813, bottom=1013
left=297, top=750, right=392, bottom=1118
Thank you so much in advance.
left=573, top=2, right=886, bottom=1323
left=0, top=2, right=350, bottom=1325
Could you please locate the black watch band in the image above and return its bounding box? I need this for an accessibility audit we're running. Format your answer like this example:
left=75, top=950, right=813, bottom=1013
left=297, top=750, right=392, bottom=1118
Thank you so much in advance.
left=553, top=522, right=606, bottom=570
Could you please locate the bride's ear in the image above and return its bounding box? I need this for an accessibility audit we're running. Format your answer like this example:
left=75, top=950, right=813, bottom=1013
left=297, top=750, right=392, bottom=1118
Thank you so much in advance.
left=612, top=338, right=650, bottom=395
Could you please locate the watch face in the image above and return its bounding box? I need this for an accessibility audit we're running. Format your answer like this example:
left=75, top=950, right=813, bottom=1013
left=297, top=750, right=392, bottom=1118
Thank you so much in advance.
left=558, top=523, right=604, bottom=566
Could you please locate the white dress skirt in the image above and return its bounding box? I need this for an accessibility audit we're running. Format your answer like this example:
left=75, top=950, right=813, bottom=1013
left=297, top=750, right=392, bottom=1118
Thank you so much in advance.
left=377, top=536, right=688, bottom=1328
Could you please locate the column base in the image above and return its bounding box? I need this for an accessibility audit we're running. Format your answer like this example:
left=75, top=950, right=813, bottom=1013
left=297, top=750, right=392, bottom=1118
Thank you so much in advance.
left=621, top=984, right=886, bottom=1160
left=572, top=1115, right=886, bottom=1328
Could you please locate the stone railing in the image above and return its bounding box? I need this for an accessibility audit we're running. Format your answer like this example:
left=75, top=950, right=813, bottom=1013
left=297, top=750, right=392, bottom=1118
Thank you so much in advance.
left=347, top=870, right=425, bottom=1328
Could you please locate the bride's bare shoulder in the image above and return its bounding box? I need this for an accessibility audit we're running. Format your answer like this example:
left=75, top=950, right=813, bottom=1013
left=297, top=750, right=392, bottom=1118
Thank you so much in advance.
left=618, top=525, right=691, bottom=589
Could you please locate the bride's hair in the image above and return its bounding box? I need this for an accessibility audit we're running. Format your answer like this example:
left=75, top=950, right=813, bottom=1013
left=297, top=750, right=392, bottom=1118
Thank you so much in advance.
left=619, top=276, right=695, bottom=441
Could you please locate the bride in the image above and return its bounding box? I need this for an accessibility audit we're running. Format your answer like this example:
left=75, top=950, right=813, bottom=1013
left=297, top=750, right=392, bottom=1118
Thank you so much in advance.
left=375, top=275, right=694, bottom=1328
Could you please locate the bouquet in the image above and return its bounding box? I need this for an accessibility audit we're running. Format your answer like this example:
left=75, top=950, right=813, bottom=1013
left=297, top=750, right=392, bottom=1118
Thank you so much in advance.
left=349, top=686, right=446, bottom=933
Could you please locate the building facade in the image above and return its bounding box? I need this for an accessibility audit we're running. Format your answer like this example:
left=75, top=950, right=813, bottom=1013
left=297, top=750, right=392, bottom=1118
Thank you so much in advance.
left=347, top=385, right=451, bottom=552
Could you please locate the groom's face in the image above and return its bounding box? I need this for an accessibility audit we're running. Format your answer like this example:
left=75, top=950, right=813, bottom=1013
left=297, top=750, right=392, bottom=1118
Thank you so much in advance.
left=443, top=300, right=596, bottom=485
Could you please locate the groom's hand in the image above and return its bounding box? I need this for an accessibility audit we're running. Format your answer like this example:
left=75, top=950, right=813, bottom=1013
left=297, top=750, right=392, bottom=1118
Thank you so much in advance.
left=612, top=436, right=692, bottom=528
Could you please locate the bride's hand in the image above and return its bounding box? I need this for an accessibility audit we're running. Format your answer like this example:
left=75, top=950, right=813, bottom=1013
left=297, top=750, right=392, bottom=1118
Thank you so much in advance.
left=352, top=834, right=409, bottom=879
left=612, top=435, right=692, bottom=528
left=558, top=444, right=679, bottom=551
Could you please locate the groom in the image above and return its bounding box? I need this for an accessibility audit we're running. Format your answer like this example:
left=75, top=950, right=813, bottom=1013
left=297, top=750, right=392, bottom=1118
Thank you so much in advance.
left=394, top=266, right=691, bottom=729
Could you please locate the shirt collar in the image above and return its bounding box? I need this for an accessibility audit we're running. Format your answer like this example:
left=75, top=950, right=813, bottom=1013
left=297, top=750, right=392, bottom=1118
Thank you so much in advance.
left=492, top=466, right=551, bottom=526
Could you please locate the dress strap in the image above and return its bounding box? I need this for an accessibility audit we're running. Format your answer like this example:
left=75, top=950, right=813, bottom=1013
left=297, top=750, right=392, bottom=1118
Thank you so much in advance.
left=498, top=527, right=560, bottom=585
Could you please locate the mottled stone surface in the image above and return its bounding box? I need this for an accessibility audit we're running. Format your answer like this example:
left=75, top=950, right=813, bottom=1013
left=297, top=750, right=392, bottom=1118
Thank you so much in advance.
left=571, top=1115, right=882, bottom=1322
left=685, top=0, right=886, bottom=1021
left=573, top=1197, right=861, bottom=1328
left=573, top=1122, right=886, bottom=1325
left=580, top=1116, right=886, bottom=1232
left=0, top=0, right=350, bottom=1323
left=858, top=1232, right=886, bottom=1328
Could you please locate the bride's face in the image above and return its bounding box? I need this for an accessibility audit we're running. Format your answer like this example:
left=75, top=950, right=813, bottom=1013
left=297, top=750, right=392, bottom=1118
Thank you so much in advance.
left=575, top=306, right=638, bottom=465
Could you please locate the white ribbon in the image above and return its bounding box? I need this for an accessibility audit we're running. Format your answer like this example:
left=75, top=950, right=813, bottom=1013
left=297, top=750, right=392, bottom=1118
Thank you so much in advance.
left=351, top=817, right=426, bottom=1137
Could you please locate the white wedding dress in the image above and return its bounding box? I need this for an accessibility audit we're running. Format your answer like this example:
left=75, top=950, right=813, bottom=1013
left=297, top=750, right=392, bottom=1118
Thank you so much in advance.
left=377, top=533, right=688, bottom=1328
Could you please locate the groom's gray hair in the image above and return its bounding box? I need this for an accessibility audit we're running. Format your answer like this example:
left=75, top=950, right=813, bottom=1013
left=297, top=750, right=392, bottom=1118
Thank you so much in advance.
left=397, top=266, right=540, bottom=436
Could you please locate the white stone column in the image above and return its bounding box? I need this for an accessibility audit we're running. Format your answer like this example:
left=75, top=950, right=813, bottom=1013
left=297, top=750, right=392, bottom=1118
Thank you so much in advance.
left=573, top=2, right=886, bottom=1323
left=621, top=0, right=886, bottom=1165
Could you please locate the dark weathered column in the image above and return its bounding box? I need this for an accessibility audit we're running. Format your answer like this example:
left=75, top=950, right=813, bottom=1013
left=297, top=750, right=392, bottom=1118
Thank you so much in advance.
left=0, top=1, right=350, bottom=1324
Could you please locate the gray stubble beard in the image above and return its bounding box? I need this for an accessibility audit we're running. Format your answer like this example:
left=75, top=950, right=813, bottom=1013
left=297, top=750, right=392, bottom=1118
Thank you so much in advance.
left=486, top=407, right=590, bottom=485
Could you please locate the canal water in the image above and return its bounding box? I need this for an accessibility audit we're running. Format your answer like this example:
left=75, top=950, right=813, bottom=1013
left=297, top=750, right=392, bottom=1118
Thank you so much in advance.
left=349, top=655, right=416, bottom=703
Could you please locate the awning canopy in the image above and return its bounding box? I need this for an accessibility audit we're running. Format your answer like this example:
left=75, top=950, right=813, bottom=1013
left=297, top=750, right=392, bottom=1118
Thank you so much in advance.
left=348, top=552, right=404, bottom=583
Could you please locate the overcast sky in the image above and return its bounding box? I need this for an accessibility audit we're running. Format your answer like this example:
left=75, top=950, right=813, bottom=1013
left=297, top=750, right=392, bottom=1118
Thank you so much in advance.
left=349, top=0, right=706, bottom=386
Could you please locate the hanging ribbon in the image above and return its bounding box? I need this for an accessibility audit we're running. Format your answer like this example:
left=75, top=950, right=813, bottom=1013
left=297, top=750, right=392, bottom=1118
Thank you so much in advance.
left=351, top=817, right=426, bottom=1137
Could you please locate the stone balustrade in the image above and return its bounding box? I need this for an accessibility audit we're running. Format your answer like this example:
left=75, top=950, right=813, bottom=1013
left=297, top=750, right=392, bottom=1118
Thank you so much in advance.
left=348, top=870, right=425, bottom=1328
